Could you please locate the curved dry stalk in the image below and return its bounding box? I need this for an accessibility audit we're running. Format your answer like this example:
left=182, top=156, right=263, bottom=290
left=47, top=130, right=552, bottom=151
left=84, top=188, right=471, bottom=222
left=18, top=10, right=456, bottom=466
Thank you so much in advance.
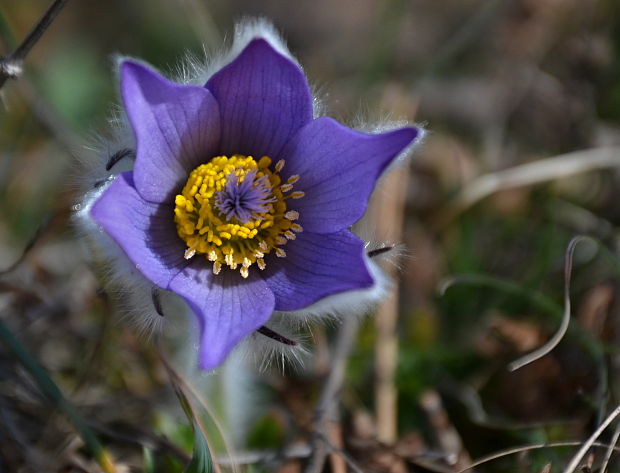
left=508, top=236, right=593, bottom=372
left=562, top=405, right=620, bottom=473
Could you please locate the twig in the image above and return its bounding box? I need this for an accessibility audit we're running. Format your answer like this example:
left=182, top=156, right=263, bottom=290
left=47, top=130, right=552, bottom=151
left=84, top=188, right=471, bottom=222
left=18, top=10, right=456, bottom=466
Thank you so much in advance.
left=0, top=0, right=69, bottom=89
left=304, top=316, right=361, bottom=473
left=562, top=405, right=620, bottom=473
left=0, top=214, right=53, bottom=275
left=318, top=432, right=365, bottom=473
left=508, top=236, right=592, bottom=371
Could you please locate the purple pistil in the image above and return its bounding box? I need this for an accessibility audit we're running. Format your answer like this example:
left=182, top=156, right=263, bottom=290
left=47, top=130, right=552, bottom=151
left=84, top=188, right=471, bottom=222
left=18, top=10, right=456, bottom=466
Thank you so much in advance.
left=215, top=169, right=275, bottom=223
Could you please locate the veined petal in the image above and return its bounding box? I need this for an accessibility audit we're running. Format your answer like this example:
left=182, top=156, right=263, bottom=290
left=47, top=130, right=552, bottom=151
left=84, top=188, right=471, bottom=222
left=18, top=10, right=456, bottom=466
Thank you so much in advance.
left=280, top=117, right=420, bottom=233
left=121, top=61, right=221, bottom=203
left=206, top=38, right=313, bottom=159
left=262, top=230, right=373, bottom=311
left=90, top=172, right=188, bottom=288
left=170, top=261, right=275, bottom=370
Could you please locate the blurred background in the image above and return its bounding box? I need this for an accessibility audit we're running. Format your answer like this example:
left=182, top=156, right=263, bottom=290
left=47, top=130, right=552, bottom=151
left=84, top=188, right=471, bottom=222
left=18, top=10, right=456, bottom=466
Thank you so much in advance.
left=2, top=0, right=620, bottom=471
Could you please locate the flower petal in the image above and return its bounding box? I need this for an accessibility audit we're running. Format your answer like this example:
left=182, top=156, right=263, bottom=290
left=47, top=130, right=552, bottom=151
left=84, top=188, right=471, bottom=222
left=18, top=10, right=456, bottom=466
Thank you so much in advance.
left=206, top=38, right=313, bottom=159
left=90, top=172, right=188, bottom=288
left=121, top=61, right=221, bottom=203
left=261, top=230, right=373, bottom=311
left=280, top=117, right=419, bottom=233
left=170, top=261, right=275, bottom=370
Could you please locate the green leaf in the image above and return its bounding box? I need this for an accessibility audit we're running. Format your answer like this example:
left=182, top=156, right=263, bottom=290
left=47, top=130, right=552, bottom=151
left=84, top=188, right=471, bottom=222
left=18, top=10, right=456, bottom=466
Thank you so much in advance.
left=171, top=383, right=213, bottom=473
left=184, top=424, right=213, bottom=473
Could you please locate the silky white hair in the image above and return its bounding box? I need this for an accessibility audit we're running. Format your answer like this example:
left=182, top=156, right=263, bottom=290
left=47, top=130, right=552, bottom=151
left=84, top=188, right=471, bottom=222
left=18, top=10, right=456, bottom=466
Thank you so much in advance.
left=74, top=17, right=425, bottom=375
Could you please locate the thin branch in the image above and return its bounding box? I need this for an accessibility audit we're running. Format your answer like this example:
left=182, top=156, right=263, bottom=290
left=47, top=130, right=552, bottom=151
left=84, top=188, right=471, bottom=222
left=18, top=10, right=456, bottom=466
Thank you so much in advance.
left=508, top=236, right=592, bottom=371
left=0, top=0, right=69, bottom=89
left=304, top=316, right=361, bottom=473
left=317, top=432, right=365, bottom=473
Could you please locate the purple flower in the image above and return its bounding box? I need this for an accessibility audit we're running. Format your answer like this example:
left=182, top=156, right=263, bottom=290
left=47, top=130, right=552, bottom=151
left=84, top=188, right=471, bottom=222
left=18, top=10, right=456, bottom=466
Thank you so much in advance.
left=84, top=22, right=421, bottom=370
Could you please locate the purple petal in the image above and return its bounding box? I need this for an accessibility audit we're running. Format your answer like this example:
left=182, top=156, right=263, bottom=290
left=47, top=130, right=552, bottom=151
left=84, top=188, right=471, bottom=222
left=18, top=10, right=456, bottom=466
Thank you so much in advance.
left=170, top=262, right=275, bottom=370
left=121, top=61, right=221, bottom=203
left=206, top=38, right=312, bottom=159
left=280, top=117, right=419, bottom=233
left=90, top=172, right=188, bottom=288
left=262, top=230, right=373, bottom=311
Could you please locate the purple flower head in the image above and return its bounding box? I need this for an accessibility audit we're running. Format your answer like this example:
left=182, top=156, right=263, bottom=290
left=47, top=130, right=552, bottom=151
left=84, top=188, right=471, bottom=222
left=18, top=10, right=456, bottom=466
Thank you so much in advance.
left=83, top=20, right=422, bottom=370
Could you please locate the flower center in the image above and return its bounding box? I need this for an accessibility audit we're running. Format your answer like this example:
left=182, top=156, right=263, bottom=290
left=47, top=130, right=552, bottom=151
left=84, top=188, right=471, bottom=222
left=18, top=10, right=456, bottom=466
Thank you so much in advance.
left=173, top=155, right=304, bottom=278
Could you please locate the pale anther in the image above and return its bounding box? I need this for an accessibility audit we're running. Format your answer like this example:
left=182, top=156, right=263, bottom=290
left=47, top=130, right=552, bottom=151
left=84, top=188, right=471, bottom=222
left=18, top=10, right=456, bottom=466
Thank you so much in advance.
left=291, top=191, right=305, bottom=199
left=240, top=266, right=249, bottom=279
left=184, top=247, right=196, bottom=260
left=275, top=248, right=286, bottom=258
left=291, top=223, right=303, bottom=232
left=276, top=235, right=287, bottom=245
left=285, top=210, right=299, bottom=221
left=259, top=240, right=269, bottom=251
left=254, top=251, right=265, bottom=258
left=280, top=184, right=293, bottom=192
left=275, top=159, right=285, bottom=172
left=208, top=251, right=217, bottom=261
left=257, top=258, right=266, bottom=270
left=287, top=175, right=300, bottom=184
left=213, top=261, right=222, bottom=275
left=284, top=231, right=296, bottom=240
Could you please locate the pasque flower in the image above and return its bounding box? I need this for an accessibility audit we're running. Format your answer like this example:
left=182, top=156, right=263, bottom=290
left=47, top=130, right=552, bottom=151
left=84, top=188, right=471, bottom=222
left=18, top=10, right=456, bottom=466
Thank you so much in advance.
left=82, top=21, right=422, bottom=370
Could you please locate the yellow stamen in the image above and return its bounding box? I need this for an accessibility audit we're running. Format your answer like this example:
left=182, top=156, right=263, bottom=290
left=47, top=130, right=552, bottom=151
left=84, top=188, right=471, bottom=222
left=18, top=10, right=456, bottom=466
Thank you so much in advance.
left=285, top=210, right=299, bottom=221
left=173, top=154, right=302, bottom=275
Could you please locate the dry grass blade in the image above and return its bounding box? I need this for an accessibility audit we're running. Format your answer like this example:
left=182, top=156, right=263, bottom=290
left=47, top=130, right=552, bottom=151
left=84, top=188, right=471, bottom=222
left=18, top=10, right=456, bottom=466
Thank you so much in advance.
left=458, top=441, right=620, bottom=472
left=508, top=236, right=593, bottom=372
left=562, top=405, right=620, bottom=473
left=440, top=147, right=620, bottom=224
left=600, top=420, right=620, bottom=473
